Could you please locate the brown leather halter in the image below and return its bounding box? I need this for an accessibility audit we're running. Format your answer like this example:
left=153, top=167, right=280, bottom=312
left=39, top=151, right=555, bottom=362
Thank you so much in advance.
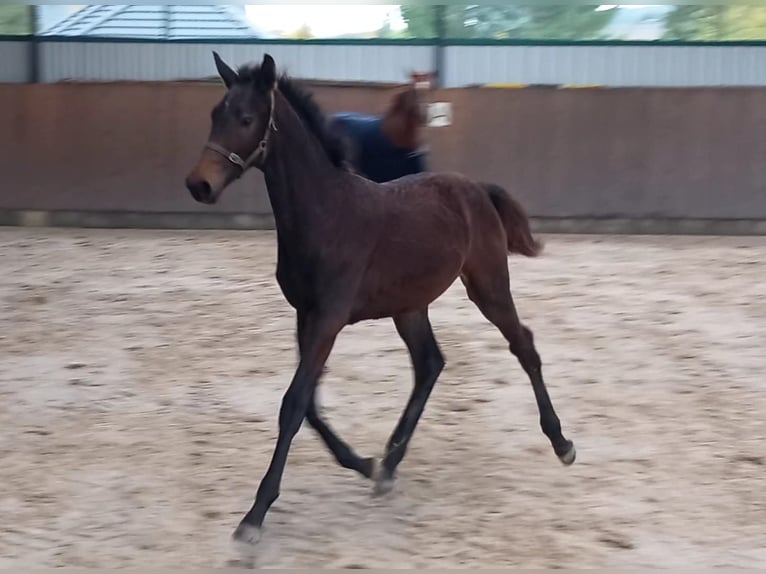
left=204, top=88, right=278, bottom=176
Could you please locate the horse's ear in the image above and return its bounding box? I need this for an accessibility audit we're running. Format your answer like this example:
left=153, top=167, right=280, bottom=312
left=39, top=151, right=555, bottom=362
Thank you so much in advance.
left=260, top=53, right=277, bottom=89
left=213, top=51, right=237, bottom=89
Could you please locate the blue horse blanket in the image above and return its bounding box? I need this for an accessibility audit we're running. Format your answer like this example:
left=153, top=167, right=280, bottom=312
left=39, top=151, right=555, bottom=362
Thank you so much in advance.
left=330, top=112, right=428, bottom=184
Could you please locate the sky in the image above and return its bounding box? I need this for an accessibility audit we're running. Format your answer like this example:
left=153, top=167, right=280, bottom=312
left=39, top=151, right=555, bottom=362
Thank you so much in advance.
left=596, top=4, right=657, bottom=10
left=243, top=4, right=664, bottom=38
left=36, top=4, right=407, bottom=37
left=37, top=4, right=668, bottom=39
left=245, top=4, right=406, bottom=37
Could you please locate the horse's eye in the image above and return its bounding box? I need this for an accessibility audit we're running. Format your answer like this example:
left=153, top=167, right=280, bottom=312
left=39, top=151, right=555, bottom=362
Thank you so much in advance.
left=241, top=116, right=254, bottom=127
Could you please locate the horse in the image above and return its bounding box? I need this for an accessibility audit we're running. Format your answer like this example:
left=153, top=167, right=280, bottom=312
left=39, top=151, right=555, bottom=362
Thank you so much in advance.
left=329, top=72, right=432, bottom=183
left=184, top=52, right=576, bottom=545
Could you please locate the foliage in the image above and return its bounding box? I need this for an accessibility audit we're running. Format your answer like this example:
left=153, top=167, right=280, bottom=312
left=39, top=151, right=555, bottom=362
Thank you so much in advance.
left=511, top=6, right=617, bottom=40
left=285, top=23, right=313, bottom=40
left=0, top=5, right=32, bottom=35
left=663, top=6, right=724, bottom=40
left=661, top=5, right=766, bottom=41
left=724, top=7, right=766, bottom=40
left=400, top=4, right=616, bottom=40
left=399, top=4, right=766, bottom=42
left=399, top=4, right=439, bottom=38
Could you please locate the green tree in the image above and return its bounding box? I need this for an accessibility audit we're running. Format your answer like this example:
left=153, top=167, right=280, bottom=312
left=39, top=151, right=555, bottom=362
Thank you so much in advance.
left=663, top=6, right=766, bottom=41
left=400, top=5, right=525, bottom=39
left=286, top=23, right=313, bottom=39
left=663, top=6, right=725, bottom=40
left=400, top=4, right=440, bottom=37
left=400, top=4, right=615, bottom=40
left=516, top=6, right=617, bottom=40
left=0, top=5, right=32, bottom=35
left=450, top=6, right=527, bottom=39
left=725, top=7, right=766, bottom=39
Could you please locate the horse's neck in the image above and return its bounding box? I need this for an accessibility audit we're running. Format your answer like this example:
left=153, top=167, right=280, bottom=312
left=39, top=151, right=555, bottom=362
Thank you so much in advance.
left=263, top=94, right=345, bottom=238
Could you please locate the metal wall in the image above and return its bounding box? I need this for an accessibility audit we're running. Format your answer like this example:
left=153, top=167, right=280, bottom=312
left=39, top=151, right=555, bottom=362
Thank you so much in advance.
left=3, top=38, right=766, bottom=87
left=39, top=41, right=433, bottom=83
left=0, top=41, right=30, bottom=83
left=444, top=45, right=766, bottom=87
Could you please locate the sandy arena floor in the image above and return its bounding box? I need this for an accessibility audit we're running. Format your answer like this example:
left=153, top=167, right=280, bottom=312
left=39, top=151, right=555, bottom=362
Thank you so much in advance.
left=0, top=228, right=764, bottom=568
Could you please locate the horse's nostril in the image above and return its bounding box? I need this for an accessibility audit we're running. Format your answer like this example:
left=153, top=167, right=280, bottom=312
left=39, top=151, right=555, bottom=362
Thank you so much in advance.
left=187, top=179, right=212, bottom=203
left=198, top=181, right=212, bottom=201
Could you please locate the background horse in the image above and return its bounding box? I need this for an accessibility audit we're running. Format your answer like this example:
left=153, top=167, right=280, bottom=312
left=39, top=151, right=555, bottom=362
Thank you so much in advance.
left=329, top=72, right=433, bottom=183
left=185, top=52, right=575, bottom=545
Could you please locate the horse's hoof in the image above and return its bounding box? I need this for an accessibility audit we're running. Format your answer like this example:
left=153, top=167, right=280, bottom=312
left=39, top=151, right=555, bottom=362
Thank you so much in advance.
left=232, top=522, right=262, bottom=546
left=558, top=441, right=576, bottom=466
left=371, top=458, right=396, bottom=496
left=373, top=476, right=396, bottom=497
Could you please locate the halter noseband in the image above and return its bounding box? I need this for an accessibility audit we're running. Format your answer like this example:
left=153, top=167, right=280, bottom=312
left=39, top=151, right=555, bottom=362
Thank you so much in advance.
left=205, top=88, right=278, bottom=175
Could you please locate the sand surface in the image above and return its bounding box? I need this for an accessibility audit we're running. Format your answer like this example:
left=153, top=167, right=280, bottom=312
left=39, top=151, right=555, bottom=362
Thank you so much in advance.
left=1, top=228, right=764, bottom=568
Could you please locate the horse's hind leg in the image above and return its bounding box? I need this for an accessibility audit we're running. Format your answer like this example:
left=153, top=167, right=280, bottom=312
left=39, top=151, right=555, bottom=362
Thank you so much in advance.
left=375, top=308, right=444, bottom=495
left=461, top=262, right=575, bottom=466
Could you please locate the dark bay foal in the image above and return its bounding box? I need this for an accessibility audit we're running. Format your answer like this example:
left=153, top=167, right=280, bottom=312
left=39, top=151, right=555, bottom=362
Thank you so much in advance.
left=185, top=52, right=575, bottom=545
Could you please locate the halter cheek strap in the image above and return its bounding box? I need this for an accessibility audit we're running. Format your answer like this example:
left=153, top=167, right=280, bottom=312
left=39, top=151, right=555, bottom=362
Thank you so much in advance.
left=205, top=87, right=278, bottom=175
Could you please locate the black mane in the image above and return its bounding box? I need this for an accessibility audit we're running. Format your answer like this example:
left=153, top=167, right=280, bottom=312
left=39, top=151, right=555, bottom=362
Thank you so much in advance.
left=236, top=63, right=349, bottom=170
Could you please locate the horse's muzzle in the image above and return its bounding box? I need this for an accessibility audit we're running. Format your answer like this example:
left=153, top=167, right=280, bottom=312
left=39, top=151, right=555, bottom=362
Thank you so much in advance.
left=186, top=177, right=217, bottom=205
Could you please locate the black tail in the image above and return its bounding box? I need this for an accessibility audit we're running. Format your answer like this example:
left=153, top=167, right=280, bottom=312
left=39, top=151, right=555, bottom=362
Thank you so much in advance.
left=483, top=182, right=543, bottom=257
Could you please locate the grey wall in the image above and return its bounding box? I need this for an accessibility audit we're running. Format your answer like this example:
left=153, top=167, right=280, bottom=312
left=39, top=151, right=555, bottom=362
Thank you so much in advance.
left=5, top=38, right=766, bottom=87
left=0, top=41, right=30, bottom=83
left=443, top=44, right=766, bottom=87
left=38, top=41, right=434, bottom=83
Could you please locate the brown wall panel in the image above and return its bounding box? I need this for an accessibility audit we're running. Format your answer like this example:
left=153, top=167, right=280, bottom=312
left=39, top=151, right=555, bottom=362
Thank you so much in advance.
left=2, top=82, right=766, bottom=219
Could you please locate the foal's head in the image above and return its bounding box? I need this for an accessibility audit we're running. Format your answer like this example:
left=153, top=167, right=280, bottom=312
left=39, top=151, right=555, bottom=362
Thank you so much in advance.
left=185, top=52, right=278, bottom=205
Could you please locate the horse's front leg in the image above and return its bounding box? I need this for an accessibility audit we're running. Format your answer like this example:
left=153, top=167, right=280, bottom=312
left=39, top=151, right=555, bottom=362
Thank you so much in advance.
left=233, top=311, right=344, bottom=545
left=297, top=310, right=375, bottom=480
